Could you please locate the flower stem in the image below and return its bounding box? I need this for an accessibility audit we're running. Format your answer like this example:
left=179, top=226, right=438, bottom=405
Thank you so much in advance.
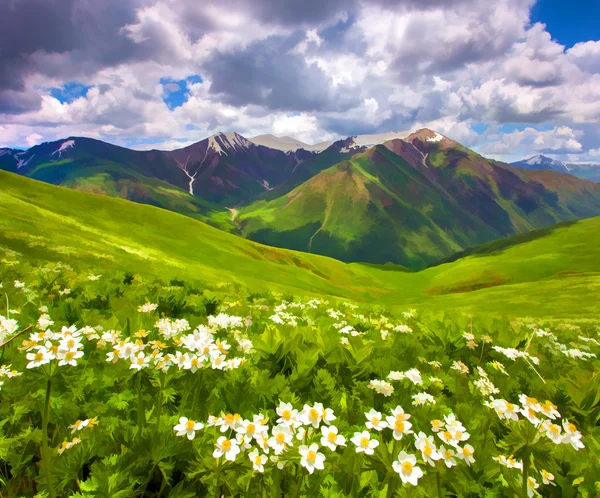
left=136, top=374, right=144, bottom=440
left=41, top=373, right=55, bottom=498
left=522, top=445, right=530, bottom=498
left=437, top=471, right=443, bottom=497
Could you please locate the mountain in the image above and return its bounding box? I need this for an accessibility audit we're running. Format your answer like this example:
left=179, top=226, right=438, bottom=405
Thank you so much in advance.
left=511, top=154, right=571, bottom=173
left=512, top=154, right=600, bottom=182
left=0, top=132, right=345, bottom=225
left=249, top=134, right=332, bottom=153
left=2, top=169, right=600, bottom=317
left=238, top=128, right=600, bottom=269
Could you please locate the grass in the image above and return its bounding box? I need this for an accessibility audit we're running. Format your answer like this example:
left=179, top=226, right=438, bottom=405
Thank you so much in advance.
left=1, top=170, right=600, bottom=318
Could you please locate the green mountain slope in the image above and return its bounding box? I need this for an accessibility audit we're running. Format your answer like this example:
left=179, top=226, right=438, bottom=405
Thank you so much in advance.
left=239, top=130, right=600, bottom=268
left=1, top=170, right=600, bottom=317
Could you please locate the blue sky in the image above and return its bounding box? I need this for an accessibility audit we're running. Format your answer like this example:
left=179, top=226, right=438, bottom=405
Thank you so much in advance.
left=1, top=0, right=599, bottom=162
left=531, top=0, right=600, bottom=47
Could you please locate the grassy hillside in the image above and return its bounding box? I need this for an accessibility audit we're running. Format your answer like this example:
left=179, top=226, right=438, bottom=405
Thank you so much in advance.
left=1, top=170, right=600, bottom=317
left=239, top=140, right=600, bottom=270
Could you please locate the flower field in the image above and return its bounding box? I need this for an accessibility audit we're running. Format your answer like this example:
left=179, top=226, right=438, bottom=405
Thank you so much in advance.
left=0, top=253, right=599, bottom=497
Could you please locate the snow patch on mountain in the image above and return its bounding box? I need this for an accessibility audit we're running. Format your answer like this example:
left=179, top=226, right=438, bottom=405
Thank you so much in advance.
left=208, top=132, right=254, bottom=156
left=0, top=148, right=12, bottom=157
left=15, top=154, right=35, bottom=169
left=52, top=139, right=75, bottom=158
left=426, top=132, right=444, bottom=143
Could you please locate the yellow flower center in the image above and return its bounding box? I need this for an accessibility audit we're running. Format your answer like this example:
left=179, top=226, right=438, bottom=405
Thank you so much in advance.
left=224, top=414, right=234, bottom=424
left=394, top=420, right=405, bottom=432
left=137, top=356, right=145, bottom=364
left=444, top=450, right=453, bottom=459
left=455, top=431, right=463, bottom=440
left=506, top=402, right=515, bottom=412
left=306, top=450, right=317, bottom=464
left=360, top=437, right=370, bottom=448
left=371, top=417, right=380, bottom=425
left=67, top=339, right=75, bottom=348
left=254, top=455, right=262, bottom=465
left=276, top=433, right=286, bottom=443
left=34, top=352, right=44, bottom=361
left=463, top=447, right=472, bottom=457
left=309, top=409, right=319, bottom=421
left=424, top=444, right=433, bottom=457
left=568, top=423, right=577, bottom=432
left=549, top=424, right=560, bottom=435
left=186, top=420, right=195, bottom=431
left=401, top=461, right=413, bottom=473
left=221, top=440, right=232, bottom=451
left=65, top=351, right=75, bottom=360
left=327, top=432, right=337, bottom=443
left=443, top=431, right=452, bottom=440
left=281, top=409, right=291, bottom=420
left=395, top=413, right=407, bottom=422
left=246, top=423, right=256, bottom=433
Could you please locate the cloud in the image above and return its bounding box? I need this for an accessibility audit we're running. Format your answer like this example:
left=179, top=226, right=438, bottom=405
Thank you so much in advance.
left=567, top=40, right=600, bottom=74
left=0, top=0, right=599, bottom=162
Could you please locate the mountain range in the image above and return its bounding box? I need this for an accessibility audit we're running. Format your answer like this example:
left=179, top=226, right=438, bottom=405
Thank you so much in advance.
left=511, top=154, right=600, bottom=182
left=3, top=130, right=600, bottom=269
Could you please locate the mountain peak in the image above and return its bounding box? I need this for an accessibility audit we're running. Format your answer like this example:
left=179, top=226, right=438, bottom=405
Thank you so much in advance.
left=512, top=155, right=570, bottom=173
left=207, top=132, right=254, bottom=156
left=407, top=128, right=448, bottom=144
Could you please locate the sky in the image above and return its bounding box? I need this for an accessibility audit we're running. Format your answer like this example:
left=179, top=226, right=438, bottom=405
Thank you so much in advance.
left=1, top=0, right=599, bottom=162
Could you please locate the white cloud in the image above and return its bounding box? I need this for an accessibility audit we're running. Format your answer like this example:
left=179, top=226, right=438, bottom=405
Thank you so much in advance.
left=0, top=0, right=599, bottom=163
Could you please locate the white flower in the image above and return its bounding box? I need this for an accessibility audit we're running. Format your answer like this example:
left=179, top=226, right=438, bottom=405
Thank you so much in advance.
left=487, top=398, right=520, bottom=421
left=415, top=432, right=442, bottom=466
left=296, top=427, right=306, bottom=441
left=299, top=403, right=328, bottom=428
left=456, top=444, right=476, bottom=466
left=562, top=419, right=585, bottom=450
left=59, top=288, right=71, bottom=296
left=387, top=371, right=405, bottom=381
left=350, top=431, right=379, bottom=455
left=213, top=437, right=241, bottom=461
left=367, top=379, right=394, bottom=397
left=451, top=361, right=469, bottom=375
left=248, top=449, right=268, bottom=473
left=299, top=443, right=325, bottom=474
left=439, top=446, right=457, bottom=468
left=174, top=417, right=204, bottom=440
left=404, top=368, right=423, bottom=385
left=541, top=420, right=563, bottom=444
left=25, top=344, right=54, bottom=369
left=268, top=425, right=293, bottom=455
left=216, top=413, right=242, bottom=432
left=493, top=455, right=523, bottom=470
left=57, top=348, right=84, bottom=367
left=527, top=477, right=540, bottom=497
left=68, top=419, right=89, bottom=433
left=365, top=409, right=387, bottom=431
left=235, top=418, right=267, bottom=442
left=541, top=470, right=555, bottom=486
left=129, top=351, right=151, bottom=370
left=320, top=425, right=346, bottom=451
left=14, top=281, right=25, bottom=289
left=392, top=452, right=423, bottom=486
left=412, top=392, right=436, bottom=406
left=430, top=419, right=444, bottom=433
left=138, top=302, right=158, bottom=313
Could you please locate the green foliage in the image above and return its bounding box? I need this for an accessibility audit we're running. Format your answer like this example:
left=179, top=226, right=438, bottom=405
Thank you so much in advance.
left=0, top=253, right=598, bottom=497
